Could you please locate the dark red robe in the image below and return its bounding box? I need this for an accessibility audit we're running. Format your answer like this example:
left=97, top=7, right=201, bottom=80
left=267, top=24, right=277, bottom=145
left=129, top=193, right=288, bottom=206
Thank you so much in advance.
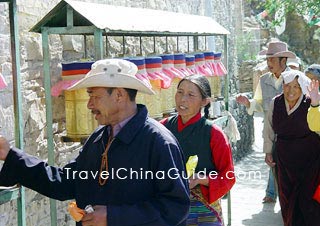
left=273, top=94, right=320, bottom=226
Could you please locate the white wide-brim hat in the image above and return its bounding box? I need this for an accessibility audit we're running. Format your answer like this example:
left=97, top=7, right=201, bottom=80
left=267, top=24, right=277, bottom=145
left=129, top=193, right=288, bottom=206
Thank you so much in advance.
left=259, top=41, right=296, bottom=58
left=287, top=57, right=301, bottom=68
left=68, top=59, right=155, bottom=95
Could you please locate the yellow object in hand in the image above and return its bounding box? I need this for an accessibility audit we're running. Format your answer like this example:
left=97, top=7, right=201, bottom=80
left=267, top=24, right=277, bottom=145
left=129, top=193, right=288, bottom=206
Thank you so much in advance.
left=186, top=155, right=198, bottom=178
left=68, top=201, right=86, bottom=222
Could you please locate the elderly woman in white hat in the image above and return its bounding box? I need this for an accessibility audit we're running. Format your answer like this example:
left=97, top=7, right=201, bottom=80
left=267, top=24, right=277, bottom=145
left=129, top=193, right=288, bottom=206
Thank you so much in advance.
left=237, top=40, right=296, bottom=203
left=263, top=70, right=320, bottom=226
left=0, top=59, right=190, bottom=226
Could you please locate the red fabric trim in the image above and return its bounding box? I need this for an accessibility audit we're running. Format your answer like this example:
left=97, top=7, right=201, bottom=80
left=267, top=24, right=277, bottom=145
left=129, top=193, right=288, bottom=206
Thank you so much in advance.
left=174, top=59, right=186, bottom=64
left=137, top=65, right=145, bottom=70
left=145, top=63, right=162, bottom=69
left=163, top=60, right=174, bottom=64
left=204, top=56, right=214, bottom=60
left=62, top=69, right=90, bottom=76
left=313, top=185, right=320, bottom=203
left=186, top=62, right=194, bottom=66
left=177, top=113, right=201, bottom=132
left=159, top=118, right=168, bottom=125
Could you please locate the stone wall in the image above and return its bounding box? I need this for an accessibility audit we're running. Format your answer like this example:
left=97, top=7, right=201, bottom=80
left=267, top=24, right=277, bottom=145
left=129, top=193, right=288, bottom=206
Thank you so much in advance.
left=281, top=12, right=320, bottom=65
left=0, top=0, right=253, bottom=225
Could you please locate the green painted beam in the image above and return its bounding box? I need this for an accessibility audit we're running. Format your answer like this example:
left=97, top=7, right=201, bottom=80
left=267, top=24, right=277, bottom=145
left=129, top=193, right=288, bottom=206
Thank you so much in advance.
left=66, top=4, right=73, bottom=28
left=41, top=28, right=57, bottom=226
left=8, top=0, right=26, bottom=225
left=47, top=26, right=96, bottom=35
left=94, top=28, right=103, bottom=60
left=0, top=187, right=20, bottom=205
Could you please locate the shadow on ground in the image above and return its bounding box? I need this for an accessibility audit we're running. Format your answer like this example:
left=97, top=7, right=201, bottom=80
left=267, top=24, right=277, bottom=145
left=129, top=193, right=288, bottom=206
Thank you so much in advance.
left=242, top=203, right=283, bottom=226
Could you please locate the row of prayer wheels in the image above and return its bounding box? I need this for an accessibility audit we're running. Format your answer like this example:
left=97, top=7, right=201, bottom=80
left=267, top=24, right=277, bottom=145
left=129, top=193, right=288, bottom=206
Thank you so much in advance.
left=51, top=52, right=227, bottom=140
left=128, top=52, right=226, bottom=118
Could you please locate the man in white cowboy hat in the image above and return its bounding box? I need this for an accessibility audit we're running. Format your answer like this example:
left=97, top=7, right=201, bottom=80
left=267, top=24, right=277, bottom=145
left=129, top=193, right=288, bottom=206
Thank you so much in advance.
left=0, top=59, right=190, bottom=226
left=287, top=57, right=301, bottom=70
left=236, top=40, right=296, bottom=203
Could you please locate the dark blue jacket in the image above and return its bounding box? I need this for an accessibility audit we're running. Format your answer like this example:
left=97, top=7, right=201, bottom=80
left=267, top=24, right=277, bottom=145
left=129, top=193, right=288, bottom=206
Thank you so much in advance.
left=0, top=105, right=190, bottom=225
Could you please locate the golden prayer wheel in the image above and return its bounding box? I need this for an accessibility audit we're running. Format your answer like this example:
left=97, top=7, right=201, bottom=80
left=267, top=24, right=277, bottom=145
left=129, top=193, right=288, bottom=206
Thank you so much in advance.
left=52, top=61, right=97, bottom=142
left=135, top=92, right=146, bottom=105
left=170, top=77, right=181, bottom=109
left=127, top=57, right=148, bottom=107
left=160, top=87, right=174, bottom=115
left=145, top=57, right=168, bottom=119
left=206, top=76, right=215, bottom=99
left=145, top=79, right=162, bottom=119
left=160, top=54, right=178, bottom=114
left=65, top=89, right=97, bottom=138
left=211, top=76, right=221, bottom=97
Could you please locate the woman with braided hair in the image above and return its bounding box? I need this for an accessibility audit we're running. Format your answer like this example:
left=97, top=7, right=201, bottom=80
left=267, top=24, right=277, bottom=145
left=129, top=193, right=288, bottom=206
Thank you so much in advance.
left=161, top=74, right=235, bottom=225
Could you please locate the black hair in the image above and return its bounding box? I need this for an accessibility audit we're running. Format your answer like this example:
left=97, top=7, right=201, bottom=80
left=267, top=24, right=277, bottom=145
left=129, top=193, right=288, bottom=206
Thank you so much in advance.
left=279, top=57, right=288, bottom=64
left=177, top=74, right=211, bottom=119
left=106, top=87, right=137, bottom=101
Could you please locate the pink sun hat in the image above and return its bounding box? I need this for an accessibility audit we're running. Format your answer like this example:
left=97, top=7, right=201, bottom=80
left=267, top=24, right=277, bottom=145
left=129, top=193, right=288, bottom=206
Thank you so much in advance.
left=259, top=41, right=296, bottom=58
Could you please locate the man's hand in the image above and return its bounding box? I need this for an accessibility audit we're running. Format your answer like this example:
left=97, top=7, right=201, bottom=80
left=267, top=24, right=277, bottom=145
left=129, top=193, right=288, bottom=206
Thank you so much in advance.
left=236, top=94, right=250, bottom=108
left=81, top=205, right=107, bottom=226
left=0, top=136, right=10, bottom=161
left=265, top=153, right=276, bottom=167
left=308, top=80, right=320, bottom=106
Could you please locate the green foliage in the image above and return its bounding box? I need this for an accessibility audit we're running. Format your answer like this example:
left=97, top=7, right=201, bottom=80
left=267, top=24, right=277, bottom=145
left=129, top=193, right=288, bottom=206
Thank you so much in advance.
left=247, top=0, right=320, bottom=27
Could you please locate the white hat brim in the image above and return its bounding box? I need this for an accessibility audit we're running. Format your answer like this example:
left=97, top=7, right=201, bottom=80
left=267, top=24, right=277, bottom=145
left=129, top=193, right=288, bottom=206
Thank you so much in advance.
left=67, top=72, right=155, bottom=95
